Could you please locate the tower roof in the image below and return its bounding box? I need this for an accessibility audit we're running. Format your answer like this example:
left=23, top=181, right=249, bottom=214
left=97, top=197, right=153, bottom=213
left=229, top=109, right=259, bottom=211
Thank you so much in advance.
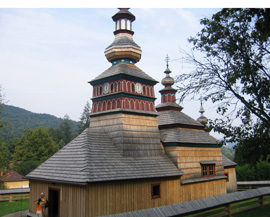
left=89, top=62, right=158, bottom=85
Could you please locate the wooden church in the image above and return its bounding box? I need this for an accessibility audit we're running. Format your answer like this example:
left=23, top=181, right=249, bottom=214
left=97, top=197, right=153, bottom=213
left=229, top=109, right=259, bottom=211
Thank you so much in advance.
left=26, top=8, right=237, bottom=217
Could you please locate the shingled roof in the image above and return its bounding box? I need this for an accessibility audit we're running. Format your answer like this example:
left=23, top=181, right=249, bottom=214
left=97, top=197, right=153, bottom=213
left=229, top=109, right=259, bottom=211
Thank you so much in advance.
left=90, top=62, right=158, bottom=84
left=157, top=110, right=220, bottom=146
left=160, top=128, right=220, bottom=145
left=105, top=34, right=141, bottom=50
left=2, top=170, right=27, bottom=182
left=26, top=128, right=182, bottom=184
left=158, top=110, right=204, bottom=128
left=222, top=155, right=237, bottom=168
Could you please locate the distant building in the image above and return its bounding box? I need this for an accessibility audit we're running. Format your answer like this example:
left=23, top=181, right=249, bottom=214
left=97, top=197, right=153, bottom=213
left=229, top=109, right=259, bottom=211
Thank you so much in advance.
left=26, top=9, right=237, bottom=217
left=1, top=170, right=29, bottom=189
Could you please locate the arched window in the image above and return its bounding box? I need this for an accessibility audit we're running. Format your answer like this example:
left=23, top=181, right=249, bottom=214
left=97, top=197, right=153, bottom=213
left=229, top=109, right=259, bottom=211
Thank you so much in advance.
left=131, top=83, right=135, bottom=92
left=100, top=86, right=102, bottom=95
left=111, top=83, right=114, bottom=92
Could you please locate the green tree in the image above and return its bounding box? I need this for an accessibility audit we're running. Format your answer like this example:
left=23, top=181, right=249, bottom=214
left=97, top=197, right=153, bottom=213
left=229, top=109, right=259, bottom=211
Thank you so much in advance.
left=13, top=127, right=59, bottom=169
left=0, top=85, right=9, bottom=174
left=176, top=8, right=270, bottom=164
left=0, top=137, right=9, bottom=173
left=16, top=160, right=41, bottom=176
left=57, top=114, right=75, bottom=147
left=78, top=101, right=91, bottom=134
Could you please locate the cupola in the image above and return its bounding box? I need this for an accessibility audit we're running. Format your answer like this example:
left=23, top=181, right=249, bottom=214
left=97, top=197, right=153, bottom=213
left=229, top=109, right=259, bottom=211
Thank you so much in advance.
left=112, top=8, right=135, bottom=35
left=105, top=8, right=142, bottom=64
left=197, top=98, right=208, bottom=125
left=156, top=55, right=183, bottom=112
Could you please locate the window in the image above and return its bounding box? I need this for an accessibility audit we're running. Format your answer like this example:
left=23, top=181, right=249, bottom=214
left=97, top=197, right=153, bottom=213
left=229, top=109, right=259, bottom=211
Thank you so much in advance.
left=201, top=163, right=215, bottom=177
left=131, top=83, right=135, bottom=92
left=224, top=172, right=229, bottom=182
left=151, top=183, right=161, bottom=199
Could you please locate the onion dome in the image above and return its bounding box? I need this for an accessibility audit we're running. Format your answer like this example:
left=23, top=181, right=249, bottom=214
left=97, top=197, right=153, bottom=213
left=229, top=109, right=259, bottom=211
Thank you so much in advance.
left=156, top=55, right=183, bottom=112
left=161, top=67, right=175, bottom=87
left=197, top=99, right=208, bottom=125
left=105, top=8, right=142, bottom=64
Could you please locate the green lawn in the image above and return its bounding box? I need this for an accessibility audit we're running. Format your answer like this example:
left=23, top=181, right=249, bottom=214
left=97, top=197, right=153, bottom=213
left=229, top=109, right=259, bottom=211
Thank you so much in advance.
left=0, top=200, right=29, bottom=217
left=233, top=204, right=270, bottom=217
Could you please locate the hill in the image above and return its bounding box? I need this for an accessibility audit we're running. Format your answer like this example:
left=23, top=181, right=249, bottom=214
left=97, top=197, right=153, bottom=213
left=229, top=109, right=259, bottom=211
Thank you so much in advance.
left=0, top=105, right=78, bottom=141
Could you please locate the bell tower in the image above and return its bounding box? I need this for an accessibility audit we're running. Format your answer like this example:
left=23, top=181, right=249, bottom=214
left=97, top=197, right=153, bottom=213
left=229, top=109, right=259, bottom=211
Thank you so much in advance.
left=88, top=9, right=163, bottom=157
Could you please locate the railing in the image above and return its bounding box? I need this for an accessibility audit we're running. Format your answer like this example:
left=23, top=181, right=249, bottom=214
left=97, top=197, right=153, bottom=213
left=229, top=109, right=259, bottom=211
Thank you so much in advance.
left=237, top=181, right=270, bottom=191
left=103, top=187, right=270, bottom=217
left=0, top=188, right=30, bottom=202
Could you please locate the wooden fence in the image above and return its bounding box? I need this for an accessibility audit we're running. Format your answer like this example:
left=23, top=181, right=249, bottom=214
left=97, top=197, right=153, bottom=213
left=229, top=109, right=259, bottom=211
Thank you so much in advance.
left=104, top=187, right=270, bottom=217
left=0, top=188, right=30, bottom=202
left=237, top=181, right=270, bottom=191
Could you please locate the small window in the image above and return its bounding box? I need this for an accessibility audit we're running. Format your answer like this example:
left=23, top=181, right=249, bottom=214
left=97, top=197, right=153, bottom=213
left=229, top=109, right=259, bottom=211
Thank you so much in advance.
left=201, top=164, right=216, bottom=177
left=111, top=83, right=114, bottom=92
left=99, top=86, right=102, bottom=95
left=131, top=83, right=135, bottom=92
left=224, top=172, right=229, bottom=182
left=151, top=183, right=161, bottom=199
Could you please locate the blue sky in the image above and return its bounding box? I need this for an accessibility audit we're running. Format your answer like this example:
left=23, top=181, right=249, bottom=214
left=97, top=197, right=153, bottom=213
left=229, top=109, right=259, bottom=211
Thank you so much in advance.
left=0, top=6, right=267, bottom=139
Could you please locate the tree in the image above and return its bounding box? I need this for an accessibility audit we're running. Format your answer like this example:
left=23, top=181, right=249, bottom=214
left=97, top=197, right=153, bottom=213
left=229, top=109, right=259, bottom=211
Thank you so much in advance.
left=57, top=114, right=75, bottom=147
left=0, top=137, right=9, bottom=173
left=13, top=127, right=59, bottom=169
left=176, top=8, right=270, bottom=164
left=78, top=101, right=91, bottom=133
left=0, top=85, right=9, bottom=173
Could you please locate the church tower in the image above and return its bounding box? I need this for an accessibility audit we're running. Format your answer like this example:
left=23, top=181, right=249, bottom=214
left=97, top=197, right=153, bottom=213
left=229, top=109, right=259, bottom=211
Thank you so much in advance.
left=89, top=8, right=163, bottom=157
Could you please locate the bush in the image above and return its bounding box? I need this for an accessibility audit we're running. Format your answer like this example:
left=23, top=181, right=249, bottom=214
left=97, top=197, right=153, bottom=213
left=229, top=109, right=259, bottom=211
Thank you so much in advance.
left=236, top=158, right=270, bottom=181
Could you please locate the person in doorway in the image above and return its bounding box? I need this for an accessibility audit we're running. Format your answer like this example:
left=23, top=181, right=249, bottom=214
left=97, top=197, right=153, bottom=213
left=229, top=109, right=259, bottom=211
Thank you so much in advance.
left=40, top=192, right=48, bottom=217
left=34, top=198, right=43, bottom=217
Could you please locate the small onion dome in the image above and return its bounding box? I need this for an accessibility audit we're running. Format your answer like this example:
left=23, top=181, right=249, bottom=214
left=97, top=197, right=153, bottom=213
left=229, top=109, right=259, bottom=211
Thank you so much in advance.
left=197, top=103, right=208, bottom=125
left=197, top=115, right=208, bottom=125
left=161, top=70, right=175, bottom=86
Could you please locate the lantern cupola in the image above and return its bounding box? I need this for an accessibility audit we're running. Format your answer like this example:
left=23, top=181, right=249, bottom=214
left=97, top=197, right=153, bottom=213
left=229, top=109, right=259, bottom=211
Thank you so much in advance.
left=112, top=8, right=135, bottom=35
left=105, top=8, right=142, bottom=64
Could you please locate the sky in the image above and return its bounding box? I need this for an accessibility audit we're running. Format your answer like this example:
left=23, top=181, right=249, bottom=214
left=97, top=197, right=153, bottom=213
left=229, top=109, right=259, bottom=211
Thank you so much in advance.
left=0, top=3, right=268, bottom=139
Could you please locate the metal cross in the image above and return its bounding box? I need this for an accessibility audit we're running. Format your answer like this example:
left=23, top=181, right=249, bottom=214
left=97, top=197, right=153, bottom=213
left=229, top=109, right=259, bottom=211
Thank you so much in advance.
left=165, top=54, right=170, bottom=68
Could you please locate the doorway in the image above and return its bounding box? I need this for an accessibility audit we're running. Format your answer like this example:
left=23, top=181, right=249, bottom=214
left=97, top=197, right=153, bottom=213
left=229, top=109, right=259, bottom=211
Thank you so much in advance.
left=48, top=188, right=60, bottom=217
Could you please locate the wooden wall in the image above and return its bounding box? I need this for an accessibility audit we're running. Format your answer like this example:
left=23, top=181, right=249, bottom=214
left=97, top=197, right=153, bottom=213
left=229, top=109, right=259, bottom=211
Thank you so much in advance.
left=165, top=146, right=224, bottom=180
left=86, top=177, right=181, bottom=217
left=29, top=180, right=87, bottom=217
left=29, top=176, right=228, bottom=217
left=225, top=167, right=237, bottom=193
left=29, top=178, right=181, bottom=217
left=90, top=113, right=163, bottom=156
left=4, top=180, right=29, bottom=189
left=180, top=179, right=227, bottom=202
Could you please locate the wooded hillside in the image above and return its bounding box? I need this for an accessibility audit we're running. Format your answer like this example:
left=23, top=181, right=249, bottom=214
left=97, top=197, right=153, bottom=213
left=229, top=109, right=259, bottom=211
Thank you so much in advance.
left=0, top=105, right=78, bottom=141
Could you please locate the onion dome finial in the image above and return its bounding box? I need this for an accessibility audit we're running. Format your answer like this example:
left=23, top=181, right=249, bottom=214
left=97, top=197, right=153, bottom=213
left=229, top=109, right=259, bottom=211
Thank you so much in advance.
left=161, top=55, right=175, bottom=87
left=197, top=96, right=208, bottom=125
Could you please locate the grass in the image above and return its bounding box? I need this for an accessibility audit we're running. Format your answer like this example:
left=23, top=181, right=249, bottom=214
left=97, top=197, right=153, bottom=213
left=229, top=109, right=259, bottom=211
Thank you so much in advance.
left=233, top=204, right=270, bottom=217
left=186, top=197, right=270, bottom=217
left=0, top=199, right=29, bottom=217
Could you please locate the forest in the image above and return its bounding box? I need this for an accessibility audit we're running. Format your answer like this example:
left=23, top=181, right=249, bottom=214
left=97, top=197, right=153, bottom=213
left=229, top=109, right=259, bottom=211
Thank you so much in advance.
left=0, top=101, right=91, bottom=188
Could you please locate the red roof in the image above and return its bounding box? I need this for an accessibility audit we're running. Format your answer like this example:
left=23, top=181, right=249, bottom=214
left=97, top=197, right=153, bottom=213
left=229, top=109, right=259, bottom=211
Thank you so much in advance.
left=1, top=170, right=27, bottom=182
